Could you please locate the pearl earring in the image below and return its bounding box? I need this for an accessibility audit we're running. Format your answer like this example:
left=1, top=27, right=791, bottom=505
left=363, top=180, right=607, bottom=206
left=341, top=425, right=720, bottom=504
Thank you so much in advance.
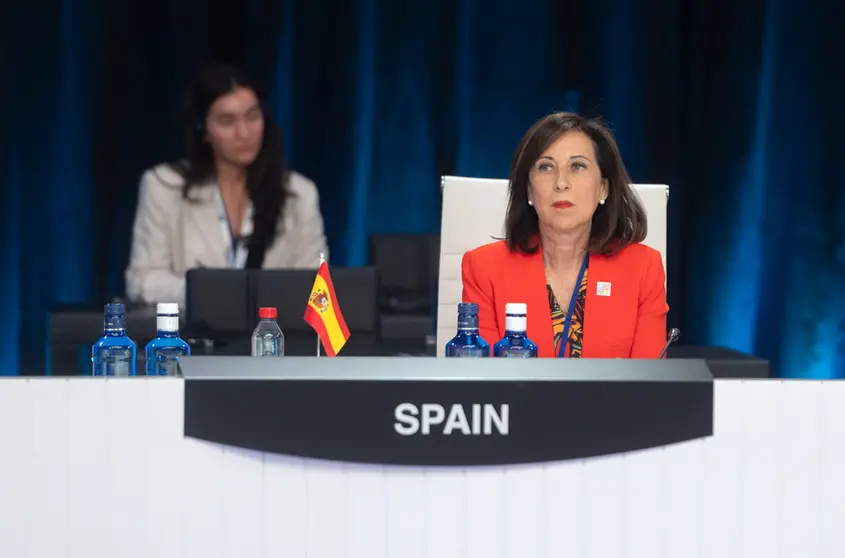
left=528, top=200, right=534, bottom=206
left=599, top=199, right=605, bottom=205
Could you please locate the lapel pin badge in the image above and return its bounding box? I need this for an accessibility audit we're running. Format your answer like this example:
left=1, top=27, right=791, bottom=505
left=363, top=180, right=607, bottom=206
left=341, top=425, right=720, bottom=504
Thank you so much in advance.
left=597, top=282, right=612, bottom=296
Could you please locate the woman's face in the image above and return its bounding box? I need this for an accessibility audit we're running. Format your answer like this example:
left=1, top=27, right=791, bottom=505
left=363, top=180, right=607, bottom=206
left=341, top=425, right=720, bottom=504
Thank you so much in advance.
left=205, top=86, right=264, bottom=167
left=527, top=130, right=608, bottom=236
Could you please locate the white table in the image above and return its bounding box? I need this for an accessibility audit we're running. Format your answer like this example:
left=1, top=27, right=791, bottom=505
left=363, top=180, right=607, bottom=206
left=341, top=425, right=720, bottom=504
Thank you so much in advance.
left=1, top=377, right=844, bottom=558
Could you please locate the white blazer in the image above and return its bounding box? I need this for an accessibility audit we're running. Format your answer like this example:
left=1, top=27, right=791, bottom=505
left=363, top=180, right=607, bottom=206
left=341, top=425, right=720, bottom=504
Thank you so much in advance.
left=125, top=164, right=329, bottom=306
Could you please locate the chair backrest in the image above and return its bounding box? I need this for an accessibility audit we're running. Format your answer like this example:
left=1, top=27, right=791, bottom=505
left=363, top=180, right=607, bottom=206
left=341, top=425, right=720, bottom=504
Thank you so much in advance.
left=186, top=269, right=252, bottom=336
left=185, top=267, right=381, bottom=356
left=254, top=267, right=379, bottom=334
left=435, top=176, right=669, bottom=355
left=254, top=267, right=381, bottom=356
left=369, top=233, right=440, bottom=314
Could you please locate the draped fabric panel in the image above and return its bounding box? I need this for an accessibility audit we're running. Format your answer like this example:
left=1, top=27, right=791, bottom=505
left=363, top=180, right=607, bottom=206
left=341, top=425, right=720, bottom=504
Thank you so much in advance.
left=3, top=0, right=842, bottom=376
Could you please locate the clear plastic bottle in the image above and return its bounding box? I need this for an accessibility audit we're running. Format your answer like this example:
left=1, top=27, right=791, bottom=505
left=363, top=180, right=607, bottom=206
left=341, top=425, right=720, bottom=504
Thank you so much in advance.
left=251, top=307, right=284, bottom=357
left=145, top=303, right=191, bottom=376
left=493, top=302, right=538, bottom=358
left=445, top=302, right=490, bottom=357
left=91, top=303, right=137, bottom=376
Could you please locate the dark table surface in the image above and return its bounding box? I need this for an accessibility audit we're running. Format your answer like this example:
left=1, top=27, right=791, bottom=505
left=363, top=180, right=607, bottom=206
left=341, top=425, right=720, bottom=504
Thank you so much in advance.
left=48, top=305, right=435, bottom=375
left=48, top=306, right=769, bottom=378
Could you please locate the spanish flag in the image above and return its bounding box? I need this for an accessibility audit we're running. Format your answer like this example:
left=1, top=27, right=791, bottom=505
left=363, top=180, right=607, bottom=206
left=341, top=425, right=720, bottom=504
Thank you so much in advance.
left=303, top=261, right=350, bottom=356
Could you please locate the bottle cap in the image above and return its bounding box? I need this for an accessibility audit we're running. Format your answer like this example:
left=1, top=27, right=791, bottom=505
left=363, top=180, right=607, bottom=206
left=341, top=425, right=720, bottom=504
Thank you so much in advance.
left=505, top=302, right=527, bottom=315
left=157, top=302, right=179, bottom=315
left=103, top=303, right=126, bottom=331
left=457, top=302, right=479, bottom=314
left=104, top=303, right=125, bottom=316
left=259, top=307, right=278, bottom=319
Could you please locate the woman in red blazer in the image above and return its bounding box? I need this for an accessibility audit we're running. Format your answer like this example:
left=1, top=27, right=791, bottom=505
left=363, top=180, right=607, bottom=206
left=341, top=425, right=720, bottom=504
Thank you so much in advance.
left=461, top=112, right=669, bottom=358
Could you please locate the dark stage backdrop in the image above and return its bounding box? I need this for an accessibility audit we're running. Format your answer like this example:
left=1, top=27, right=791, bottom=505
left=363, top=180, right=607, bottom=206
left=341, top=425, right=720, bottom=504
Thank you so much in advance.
left=2, top=0, right=843, bottom=377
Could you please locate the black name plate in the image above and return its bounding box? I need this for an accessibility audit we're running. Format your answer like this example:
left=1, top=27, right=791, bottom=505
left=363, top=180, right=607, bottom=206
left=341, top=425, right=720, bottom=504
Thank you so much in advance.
left=181, top=357, right=714, bottom=466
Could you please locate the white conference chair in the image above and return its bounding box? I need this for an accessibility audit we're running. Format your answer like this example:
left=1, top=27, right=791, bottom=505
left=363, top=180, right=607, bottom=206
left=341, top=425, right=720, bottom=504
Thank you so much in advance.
left=435, top=176, right=669, bottom=355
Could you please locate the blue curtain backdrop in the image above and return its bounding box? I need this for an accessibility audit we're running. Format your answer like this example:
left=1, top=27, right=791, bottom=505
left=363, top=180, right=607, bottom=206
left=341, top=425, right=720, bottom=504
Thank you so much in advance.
left=3, top=0, right=843, bottom=376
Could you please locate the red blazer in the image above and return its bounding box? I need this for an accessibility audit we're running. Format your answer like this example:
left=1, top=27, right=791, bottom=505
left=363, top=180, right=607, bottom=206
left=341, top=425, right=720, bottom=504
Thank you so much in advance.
left=461, top=240, right=669, bottom=358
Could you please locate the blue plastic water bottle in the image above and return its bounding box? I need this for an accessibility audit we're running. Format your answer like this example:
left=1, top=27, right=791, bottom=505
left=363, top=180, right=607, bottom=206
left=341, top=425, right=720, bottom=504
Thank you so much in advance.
left=145, top=303, right=191, bottom=376
left=91, top=303, right=137, bottom=376
left=493, top=303, right=538, bottom=358
left=445, top=302, right=490, bottom=357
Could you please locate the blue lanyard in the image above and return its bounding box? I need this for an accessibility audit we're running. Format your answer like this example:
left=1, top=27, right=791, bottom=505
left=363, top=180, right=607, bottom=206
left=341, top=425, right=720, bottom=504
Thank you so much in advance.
left=214, top=189, right=249, bottom=269
left=558, top=253, right=590, bottom=358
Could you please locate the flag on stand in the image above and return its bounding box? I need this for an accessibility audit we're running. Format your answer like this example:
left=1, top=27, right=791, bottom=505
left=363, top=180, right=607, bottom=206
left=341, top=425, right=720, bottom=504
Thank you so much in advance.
left=303, top=260, right=350, bottom=356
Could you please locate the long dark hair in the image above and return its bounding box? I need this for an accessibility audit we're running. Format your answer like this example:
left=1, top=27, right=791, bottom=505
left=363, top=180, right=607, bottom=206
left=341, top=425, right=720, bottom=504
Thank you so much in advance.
left=504, top=112, right=647, bottom=256
left=169, top=63, right=290, bottom=268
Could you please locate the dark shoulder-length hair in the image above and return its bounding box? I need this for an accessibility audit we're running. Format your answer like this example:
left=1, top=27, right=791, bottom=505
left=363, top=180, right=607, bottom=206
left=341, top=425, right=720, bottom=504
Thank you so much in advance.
left=169, top=63, right=290, bottom=269
left=504, top=112, right=647, bottom=256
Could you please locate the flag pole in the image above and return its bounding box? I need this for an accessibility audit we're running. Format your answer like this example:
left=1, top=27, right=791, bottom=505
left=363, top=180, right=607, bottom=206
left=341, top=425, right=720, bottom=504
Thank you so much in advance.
left=317, top=253, right=325, bottom=358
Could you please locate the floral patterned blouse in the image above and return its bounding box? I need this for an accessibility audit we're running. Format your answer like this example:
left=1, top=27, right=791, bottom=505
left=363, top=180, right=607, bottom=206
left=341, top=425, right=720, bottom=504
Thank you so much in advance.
left=548, top=265, right=588, bottom=358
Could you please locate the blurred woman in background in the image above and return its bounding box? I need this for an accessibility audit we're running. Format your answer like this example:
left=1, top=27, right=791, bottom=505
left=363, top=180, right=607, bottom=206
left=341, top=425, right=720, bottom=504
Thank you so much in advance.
left=461, top=112, right=668, bottom=358
left=126, top=63, right=327, bottom=306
